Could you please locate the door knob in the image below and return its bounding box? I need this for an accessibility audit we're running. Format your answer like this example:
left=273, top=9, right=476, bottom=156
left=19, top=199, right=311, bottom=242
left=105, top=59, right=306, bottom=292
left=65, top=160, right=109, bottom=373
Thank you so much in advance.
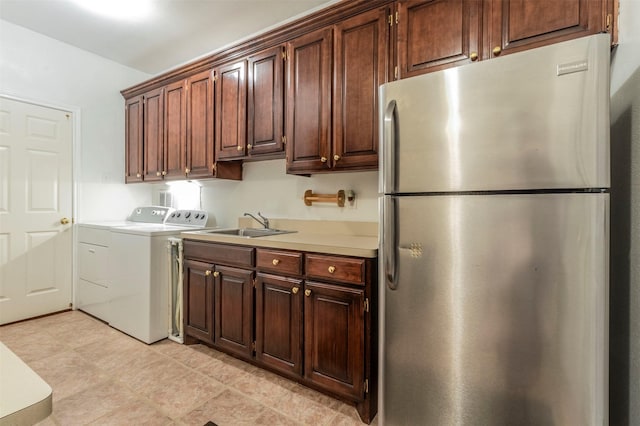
left=60, top=217, right=70, bottom=225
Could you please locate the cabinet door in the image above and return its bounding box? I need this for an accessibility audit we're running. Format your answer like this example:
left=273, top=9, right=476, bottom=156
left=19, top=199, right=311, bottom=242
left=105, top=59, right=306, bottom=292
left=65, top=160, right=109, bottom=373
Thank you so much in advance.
left=397, top=0, right=482, bottom=78
left=304, top=281, right=365, bottom=401
left=214, top=265, right=253, bottom=359
left=255, top=273, right=303, bottom=377
left=183, top=259, right=215, bottom=344
left=186, top=69, right=215, bottom=179
left=285, top=27, right=333, bottom=174
left=485, top=0, right=607, bottom=59
left=164, top=80, right=187, bottom=180
left=215, top=60, right=247, bottom=160
left=125, top=96, right=143, bottom=182
left=333, top=7, right=388, bottom=171
left=143, top=87, right=164, bottom=182
left=247, top=46, right=285, bottom=157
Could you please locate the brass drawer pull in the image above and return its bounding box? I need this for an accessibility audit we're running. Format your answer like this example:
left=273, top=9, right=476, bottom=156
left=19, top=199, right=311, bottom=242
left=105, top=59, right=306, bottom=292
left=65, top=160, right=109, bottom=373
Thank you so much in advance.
left=272, top=259, right=280, bottom=266
left=292, top=287, right=299, bottom=294
left=328, top=266, right=336, bottom=274
left=213, top=271, right=220, bottom=278
left=305, top=289, right=311, bottom=297
left=205, top=270, right=212, bottom=276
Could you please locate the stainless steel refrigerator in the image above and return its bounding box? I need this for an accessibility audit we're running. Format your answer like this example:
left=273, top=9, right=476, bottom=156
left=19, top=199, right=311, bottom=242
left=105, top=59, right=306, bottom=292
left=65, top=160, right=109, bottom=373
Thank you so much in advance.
left=379, top=34, right=610, bottom=425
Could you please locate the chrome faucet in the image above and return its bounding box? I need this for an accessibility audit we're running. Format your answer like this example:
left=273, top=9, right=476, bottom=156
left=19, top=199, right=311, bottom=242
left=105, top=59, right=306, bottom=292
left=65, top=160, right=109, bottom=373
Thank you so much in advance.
left=244, top=212, right=269, bottom=229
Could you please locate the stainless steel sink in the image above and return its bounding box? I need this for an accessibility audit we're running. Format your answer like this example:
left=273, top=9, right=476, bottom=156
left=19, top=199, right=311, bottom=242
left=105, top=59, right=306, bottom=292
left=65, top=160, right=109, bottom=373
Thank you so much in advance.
left=205, top=228, right=296, bottom=238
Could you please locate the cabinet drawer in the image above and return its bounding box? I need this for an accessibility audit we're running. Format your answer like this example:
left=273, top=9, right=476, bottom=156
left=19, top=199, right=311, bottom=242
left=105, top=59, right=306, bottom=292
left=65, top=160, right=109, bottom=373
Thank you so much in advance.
left=183, top=240, right=254, bottom=267
left=305, top=254, right=365, bottom=285
left=256, top=248, right=302, bottom=276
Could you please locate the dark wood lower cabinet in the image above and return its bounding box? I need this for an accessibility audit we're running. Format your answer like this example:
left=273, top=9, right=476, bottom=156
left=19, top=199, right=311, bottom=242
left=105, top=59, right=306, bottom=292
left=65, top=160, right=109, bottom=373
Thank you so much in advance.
left=304, top=281, right=365, bottom=401
left=182, top=240, right=376, bottom=423
left=255, top=273, right=303, bottom=377
left=214, top=265, right=254, bottom=360
left=183, top=259, right=214, bottom=345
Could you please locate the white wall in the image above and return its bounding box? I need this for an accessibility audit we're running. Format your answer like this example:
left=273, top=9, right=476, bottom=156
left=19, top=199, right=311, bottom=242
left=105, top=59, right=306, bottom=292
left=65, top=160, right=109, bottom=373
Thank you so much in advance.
left=609, top=0, right=640, bottom=424
left=0, top=19, right=153, bottom=221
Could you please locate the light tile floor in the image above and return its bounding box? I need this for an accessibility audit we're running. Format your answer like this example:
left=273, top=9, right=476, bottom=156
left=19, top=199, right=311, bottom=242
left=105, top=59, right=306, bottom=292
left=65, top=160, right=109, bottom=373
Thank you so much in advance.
left=0, top=311, right=377, bottom=426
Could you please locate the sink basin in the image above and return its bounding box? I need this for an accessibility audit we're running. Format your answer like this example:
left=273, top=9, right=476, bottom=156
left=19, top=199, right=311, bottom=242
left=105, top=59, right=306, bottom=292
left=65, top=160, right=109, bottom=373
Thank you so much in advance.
left=205, top=228, right=296, bottom=238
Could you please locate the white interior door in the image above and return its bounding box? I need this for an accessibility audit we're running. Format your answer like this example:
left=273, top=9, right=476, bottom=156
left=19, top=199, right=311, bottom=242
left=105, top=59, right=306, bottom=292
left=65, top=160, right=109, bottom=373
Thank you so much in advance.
left=0, top=96, right=73, bottom=324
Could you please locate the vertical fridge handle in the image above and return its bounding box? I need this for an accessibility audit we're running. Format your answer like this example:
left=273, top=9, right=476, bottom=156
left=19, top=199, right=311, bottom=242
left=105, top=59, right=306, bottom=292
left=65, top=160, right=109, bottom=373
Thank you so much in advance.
left=384, top=196, right=398, bottom=290
left=382, top=100, right=397, bottom=194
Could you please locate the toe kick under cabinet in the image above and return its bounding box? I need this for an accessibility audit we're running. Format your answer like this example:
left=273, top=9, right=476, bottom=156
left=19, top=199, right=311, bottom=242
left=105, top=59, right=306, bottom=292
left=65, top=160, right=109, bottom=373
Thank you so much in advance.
left=182, top=239, right=378, bottom=424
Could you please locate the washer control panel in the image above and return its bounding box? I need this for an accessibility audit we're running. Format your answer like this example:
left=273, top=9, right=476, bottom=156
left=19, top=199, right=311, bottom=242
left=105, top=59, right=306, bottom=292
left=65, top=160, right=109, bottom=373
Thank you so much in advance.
left=166, top=210, right=209, bottom=227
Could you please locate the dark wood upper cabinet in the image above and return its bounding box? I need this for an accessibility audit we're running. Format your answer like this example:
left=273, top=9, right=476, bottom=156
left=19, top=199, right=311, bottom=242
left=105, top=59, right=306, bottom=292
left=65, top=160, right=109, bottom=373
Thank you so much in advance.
left=125, top=95, right=143, bottom=183
left=396, top=0, right=482, bottom=79
left=304, top=281, right=365, bottom=402
left=485, top=0, right=609, bottom=59
left=185, top=69, right=215, bottom=179
left=285, top=27, right=333, bottom=174
left=215, top=60, right=247, bottom=160
left=164, top=80, right=187, bottom=180
left=143, top=87, right=164, bottom=182
left=247, top=46, right=285, bottom=158
left=333, top=6, right=388, bottom=171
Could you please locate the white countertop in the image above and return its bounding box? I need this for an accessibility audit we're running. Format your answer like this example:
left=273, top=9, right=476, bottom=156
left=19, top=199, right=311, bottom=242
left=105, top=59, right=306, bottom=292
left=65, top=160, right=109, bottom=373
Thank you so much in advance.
left=0, top=342, right=52, bottom=425
left=181, top=218, right=379, bottom=258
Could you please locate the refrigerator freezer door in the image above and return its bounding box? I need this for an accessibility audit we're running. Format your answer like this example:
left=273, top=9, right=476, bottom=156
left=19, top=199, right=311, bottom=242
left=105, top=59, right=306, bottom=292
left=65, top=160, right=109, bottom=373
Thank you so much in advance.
left=380, top=193, right=608, bottom=425
left=380, top=34, right=610, bottom=194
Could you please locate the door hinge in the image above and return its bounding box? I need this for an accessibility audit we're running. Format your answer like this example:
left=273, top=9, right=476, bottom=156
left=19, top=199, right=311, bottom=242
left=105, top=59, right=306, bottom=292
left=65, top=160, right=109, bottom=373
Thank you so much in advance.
left=364, top=379, right=369, bottom=394
left=364, top=298, right=369, bottom=313
left=394, top=66, right=399, bottom=80
left=606, top=13, right=612, bottom=32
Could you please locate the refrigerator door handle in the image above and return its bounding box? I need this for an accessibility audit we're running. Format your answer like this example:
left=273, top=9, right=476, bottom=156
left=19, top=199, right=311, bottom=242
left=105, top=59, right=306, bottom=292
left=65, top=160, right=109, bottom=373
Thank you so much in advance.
left=384, top=196, right=398, bottom=290
left=382, top=100, right=397, bottom=194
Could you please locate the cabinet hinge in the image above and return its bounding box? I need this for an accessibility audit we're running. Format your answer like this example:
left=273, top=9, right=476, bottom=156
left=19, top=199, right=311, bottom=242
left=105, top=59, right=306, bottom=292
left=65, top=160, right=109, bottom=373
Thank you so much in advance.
left=282, top=135, right=287, bottom=145
left=253, top=278, right=257, bottom=288
left=395, top=11, right=399, bottom=25
left=364, top=298, right=369, bottom=313
left=213, top=74, right=219, bottom=82
left=388, top=14, right=393, bottom=27
left=364, top=379, right=369, bottom=394
left=606, top=13, right=612, bottom=32
left=282, top=48, right=287, bottom=60
left=252, top=341, right=256, bottom=351
left=394, top=66, right=399, bottom=80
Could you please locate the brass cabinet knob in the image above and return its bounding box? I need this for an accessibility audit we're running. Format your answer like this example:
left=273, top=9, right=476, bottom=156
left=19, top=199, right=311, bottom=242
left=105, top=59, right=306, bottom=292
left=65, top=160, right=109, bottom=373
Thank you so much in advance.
left=136, top=173, right=141, bottom=178
left=237, top=145, right=244, bottom=151
left=333, top=154, right=341, bottom=162
left=272, top=259, right=280, bottom=266
left=213, top=271, right=220, bottom=278
left=328, top=266, right=336, bottom=274
left=470, top=52, right=478, bottom=61
left=185, top=168, right=191, bottom=174
left=156, top=171, right=161, bottom=177
left=292, top=287, right=299, bottom=294
left=205, top=270, right=212, bottom=276
left=162, top=171, right=167, bottom=176
left=247, top=144, right=253, bottom=149
left=492, top=46, right=502, bottom=56
left=60, top=217, right=70, bottom=225
left=304, top=289, right=312, bottom=297
left=320, top=157, right=327, bottom=163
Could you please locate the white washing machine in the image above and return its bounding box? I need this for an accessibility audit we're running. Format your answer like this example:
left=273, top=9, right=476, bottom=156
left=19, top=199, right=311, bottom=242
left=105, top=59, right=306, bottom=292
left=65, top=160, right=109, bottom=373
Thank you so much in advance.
left=77, top=207, right=210, bottom=343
